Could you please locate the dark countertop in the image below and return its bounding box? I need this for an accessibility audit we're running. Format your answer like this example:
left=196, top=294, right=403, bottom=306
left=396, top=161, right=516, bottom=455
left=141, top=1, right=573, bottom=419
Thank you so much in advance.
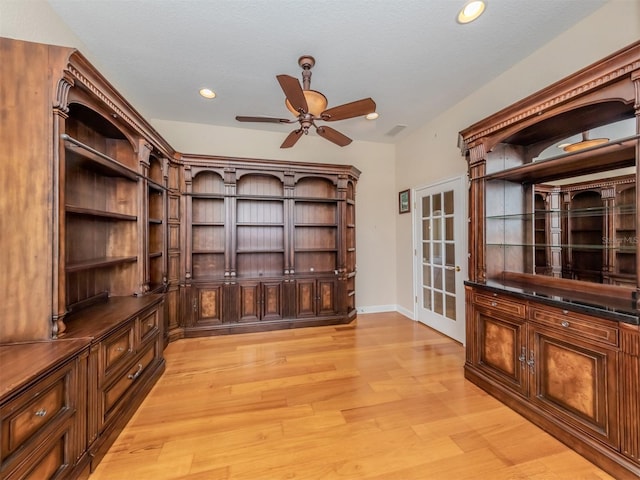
left=465, top=280, right=639, bottom=325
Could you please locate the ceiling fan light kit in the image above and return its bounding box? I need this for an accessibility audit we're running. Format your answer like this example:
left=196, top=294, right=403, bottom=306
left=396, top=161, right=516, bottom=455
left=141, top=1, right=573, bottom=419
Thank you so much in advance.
left=285, top=90, right=327, bottom=117
left=236, top=55, right=376, bottom=148
left=562, top=131, right=610, bottom=152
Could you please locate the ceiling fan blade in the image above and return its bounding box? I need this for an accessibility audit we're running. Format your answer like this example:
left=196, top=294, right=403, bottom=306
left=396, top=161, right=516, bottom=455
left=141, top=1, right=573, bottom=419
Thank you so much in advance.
left=236, top=115, right=292, bottom=124
left=316, top=126, right=352, bottom=147
left=280, top=129, right=304, bottom=148
left=276, top=75, right=308, bottom=114
left=322, top=98, right=376, bottom=121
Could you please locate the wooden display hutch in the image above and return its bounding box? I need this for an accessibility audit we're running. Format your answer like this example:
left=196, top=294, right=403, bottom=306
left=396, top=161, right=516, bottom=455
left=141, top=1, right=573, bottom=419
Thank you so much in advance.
left=1, top=37, right=360, bottom=478
left=0, top=38, right=174, bottom=478
left=460, top=41, right=640, bottom=479
left=181, top=155, right=359, bottom=336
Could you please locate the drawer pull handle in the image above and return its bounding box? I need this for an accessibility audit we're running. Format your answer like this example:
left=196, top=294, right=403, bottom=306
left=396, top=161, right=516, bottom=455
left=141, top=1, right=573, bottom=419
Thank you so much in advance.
left=147, top=322, right=154, bottom=328
left=116, top=347, right=125, bottom=352
left=128, top=363, right=143, bottom=381
left=490, top=301, right=497, bottom=307
left=34, top=408, right=47, bottom=417
left=561, top=320, right=570, bottom=328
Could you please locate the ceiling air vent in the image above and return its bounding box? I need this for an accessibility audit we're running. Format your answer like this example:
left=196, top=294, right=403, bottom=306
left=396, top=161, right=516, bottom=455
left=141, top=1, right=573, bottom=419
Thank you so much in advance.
left=386, top=124, right=407, bottom=137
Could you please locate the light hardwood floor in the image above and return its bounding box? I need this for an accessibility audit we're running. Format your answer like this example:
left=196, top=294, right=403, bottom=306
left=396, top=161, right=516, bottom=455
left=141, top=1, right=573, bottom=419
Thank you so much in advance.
left=91, top=312, right=615, bottom=479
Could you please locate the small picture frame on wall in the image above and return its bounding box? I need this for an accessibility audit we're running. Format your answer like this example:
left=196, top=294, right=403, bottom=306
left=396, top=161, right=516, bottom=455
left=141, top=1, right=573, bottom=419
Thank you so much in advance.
left=399, top=189, right=410, bottom=214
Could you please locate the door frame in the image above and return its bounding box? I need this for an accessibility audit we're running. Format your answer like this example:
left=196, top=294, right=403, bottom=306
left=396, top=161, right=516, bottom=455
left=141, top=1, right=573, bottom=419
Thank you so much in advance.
left=411, top=174, right=468, bottom=345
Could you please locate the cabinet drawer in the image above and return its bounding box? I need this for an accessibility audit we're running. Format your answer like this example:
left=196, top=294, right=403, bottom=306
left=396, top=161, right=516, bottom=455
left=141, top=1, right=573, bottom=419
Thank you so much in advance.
left=529, top=306, right=619, bottom=347
left=0, top=363, right=73, bottom=462
left=473, top=292, right=526, bottom=318
left=3, top=422, right=72, bottom=480
left=100, top=341, right=158, bottom=429
left=100, top=322, right=135, bottom=381
left=138, top=307, right=159, bottom=345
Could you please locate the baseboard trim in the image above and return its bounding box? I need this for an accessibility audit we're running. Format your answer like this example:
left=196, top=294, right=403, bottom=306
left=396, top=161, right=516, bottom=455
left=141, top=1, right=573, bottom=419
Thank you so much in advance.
left=356, top=304, right=414, bottom=320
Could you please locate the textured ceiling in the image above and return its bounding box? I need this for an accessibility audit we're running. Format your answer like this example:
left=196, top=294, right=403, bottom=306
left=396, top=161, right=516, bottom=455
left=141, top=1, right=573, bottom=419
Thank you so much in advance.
left=47, top=0, right=607, bottom=146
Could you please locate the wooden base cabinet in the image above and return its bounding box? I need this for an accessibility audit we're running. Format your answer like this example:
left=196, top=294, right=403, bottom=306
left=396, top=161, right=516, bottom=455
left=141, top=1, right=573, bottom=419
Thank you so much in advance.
left=467, top=290, right=528, bottom=398
left=0, top=340, right=91, bottom=480
left=465, top=286, right=634, bottom=476
left=62, top=296, right=165, bottom=472
left=186, top=275, right=349, bottom=336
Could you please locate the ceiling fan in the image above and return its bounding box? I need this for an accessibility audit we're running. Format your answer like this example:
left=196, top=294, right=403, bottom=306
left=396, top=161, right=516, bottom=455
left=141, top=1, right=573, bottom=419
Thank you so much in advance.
left=236, top=55, right=376, bottom=148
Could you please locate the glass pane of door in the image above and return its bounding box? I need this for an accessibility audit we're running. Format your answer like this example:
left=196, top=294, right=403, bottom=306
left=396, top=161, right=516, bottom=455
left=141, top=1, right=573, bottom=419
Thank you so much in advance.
left=422, top=190, right=457, bottom=321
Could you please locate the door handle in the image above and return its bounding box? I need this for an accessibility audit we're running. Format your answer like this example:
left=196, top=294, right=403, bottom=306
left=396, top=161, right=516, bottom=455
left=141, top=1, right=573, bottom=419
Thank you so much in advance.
left=444, top=265, right=461, bottom=272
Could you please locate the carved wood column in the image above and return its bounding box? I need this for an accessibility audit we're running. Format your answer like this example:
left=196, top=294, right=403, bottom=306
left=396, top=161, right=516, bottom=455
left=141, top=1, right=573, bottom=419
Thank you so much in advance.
left=336, top=173, right=348, bottom=277
left=620, top=323, right=640, bottom=464
left=336, top=173, right=349, bottom=315
left=467, top=142, right=487, bottom=283
left=224, top=167, right=237, bottom=279
left=138, top=140, right=152, bottom=295
left=183, top=165, right=193, bottom=284
left=633, top=69, right=640, bottom=307
left=543, top=187, right=563, bottom=278
left=283, top=170, right=295, bottom=276
left=51, top=74, right=73, bottom=338
left=601, top=186, right=616, bottom=282
left=562, top=192, right=573, bottom=278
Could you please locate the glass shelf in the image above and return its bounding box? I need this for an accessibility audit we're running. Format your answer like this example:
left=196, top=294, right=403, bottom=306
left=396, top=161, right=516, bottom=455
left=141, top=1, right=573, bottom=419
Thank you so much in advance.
left=486, top=205, right=636, bottom=221
left=487, top=243, right=636, bottom=251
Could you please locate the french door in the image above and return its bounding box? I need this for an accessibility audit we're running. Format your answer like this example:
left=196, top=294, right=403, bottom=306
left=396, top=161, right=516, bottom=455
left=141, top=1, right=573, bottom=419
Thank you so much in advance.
left=413, top=176, right=466, bottom=344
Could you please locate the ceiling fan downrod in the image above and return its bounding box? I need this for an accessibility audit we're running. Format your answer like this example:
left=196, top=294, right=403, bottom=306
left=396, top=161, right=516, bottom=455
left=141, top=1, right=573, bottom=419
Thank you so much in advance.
left=298, top=55, right=315, bottom=91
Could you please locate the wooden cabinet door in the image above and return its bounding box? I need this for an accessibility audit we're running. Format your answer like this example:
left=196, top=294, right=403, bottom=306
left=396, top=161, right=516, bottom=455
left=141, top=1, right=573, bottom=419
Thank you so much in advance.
left=473, top=306, right=528, bottom=397
left=528, top=323, right=619, bottom=449
left=262, top=281, right=283, bottom=321
left=195, top=284, right=224, bottom=326
left=295, top=278, right=337, bottom=318
left=296, top=279, right=317, bottom=318
left=317, top=278, right=337, bottom=316
left=238, top=282, right=260, bottom=323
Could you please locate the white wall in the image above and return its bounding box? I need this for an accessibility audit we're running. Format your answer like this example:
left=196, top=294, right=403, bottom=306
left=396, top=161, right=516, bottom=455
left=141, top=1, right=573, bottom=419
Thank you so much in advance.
left=1, top=0, right=87, bottom=51
left=394, top=0, right=640, bottom=315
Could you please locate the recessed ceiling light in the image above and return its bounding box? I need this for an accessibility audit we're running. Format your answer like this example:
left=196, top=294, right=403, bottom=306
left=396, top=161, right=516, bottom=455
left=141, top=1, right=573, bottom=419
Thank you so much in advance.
left=199, top=88, right=216, bottom=99
left=457, top=0, right=486, bottom=24
left=366, top=112, right=379, bottom=120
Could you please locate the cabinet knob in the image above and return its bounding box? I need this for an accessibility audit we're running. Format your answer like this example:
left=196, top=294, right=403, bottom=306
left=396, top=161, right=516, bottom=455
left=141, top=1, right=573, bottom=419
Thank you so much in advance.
left=560, top=320, right=570, bottom=328
left=527, top=352, right=535, bottom=373
left=34, top=408, right=47, bottom=417
left=518, top=347, right=526, bottom=364
left=490, top=301, right=497, bottom=307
